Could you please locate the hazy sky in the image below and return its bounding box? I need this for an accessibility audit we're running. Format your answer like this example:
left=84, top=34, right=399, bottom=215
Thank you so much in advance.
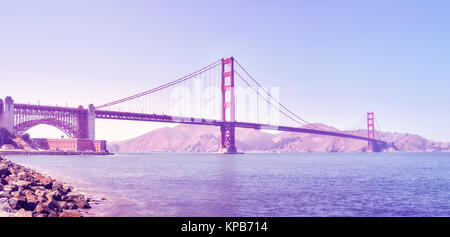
left=1, top=0, right=449, bottom=142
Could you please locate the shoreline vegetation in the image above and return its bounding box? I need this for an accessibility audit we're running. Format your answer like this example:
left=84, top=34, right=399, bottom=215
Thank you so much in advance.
left=0, top=156, right=101, bottom=217
left=0, top=150, right=112, bottom=156
left=0, top=128, right=112, bottom=156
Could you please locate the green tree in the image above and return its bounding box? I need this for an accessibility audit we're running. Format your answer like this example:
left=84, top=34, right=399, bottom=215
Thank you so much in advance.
left=22, top=133, right=31, bottom=142
left=0, top=128, right=15, bottom=146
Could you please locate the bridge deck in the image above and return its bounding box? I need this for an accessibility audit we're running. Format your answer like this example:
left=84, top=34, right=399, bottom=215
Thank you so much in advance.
left=14, top=103, right=85, bottom=113
left=96, top=110, right=385, bottom=144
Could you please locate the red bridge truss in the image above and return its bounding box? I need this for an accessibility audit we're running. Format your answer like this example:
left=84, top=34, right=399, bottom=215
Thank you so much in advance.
left=1, top=57, right=387, bottom=152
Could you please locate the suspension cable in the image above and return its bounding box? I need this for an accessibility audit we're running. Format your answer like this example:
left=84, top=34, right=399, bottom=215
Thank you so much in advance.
left=234, top=59, right=322, bottom=130
left=345, top=115, right=366, bottom=131
left=96, top=59, right=221, bottom=109
left=235, top=71, right=307, bottom=127
left=374, top=116, right=383, bottom=132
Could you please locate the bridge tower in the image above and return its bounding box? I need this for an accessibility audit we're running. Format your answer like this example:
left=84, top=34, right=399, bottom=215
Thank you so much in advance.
left=0, top=96, right=14, bottom=133
left=367, top=112, right=375, bottom=152
left=87, top=104, right=95, bottom=140
left=219, top=57, right=237, bottom=153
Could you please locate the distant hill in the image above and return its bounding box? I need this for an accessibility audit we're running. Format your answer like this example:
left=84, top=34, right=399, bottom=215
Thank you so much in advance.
left=108, top=124, right=450, bottom=153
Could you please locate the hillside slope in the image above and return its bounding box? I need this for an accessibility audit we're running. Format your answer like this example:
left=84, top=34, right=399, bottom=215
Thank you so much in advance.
left=108, top=124, right=450, bottom=153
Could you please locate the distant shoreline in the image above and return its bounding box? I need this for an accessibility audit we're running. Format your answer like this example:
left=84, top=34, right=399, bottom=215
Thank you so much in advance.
left=0, top=150, right=113, bottom=156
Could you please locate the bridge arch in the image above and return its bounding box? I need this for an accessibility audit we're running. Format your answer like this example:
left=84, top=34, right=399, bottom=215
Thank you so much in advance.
left=11, top=104, right=89, bottom=139
left=14, top=118, right=78, bottom=138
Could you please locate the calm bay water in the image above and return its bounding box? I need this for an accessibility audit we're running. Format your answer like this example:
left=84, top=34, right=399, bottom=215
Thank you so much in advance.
left=5, top=152, right=450, bottom=217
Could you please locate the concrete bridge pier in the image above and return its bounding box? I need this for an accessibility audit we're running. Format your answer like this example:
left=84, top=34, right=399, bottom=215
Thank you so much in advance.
left=87, top=104, right=95, bottom=140
left=0, top=96, right=14, bottom=133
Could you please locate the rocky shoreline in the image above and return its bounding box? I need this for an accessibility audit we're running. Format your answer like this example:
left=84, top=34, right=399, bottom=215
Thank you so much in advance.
left=0, top=156, right=98, bottom=217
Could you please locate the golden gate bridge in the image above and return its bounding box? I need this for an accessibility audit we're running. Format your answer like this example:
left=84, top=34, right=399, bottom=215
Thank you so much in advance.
left=0, top=57, right=386, bottom=153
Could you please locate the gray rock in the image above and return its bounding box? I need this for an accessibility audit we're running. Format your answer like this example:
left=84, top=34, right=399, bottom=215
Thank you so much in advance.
left=0, top=202, right=14, bottom=213
left=15, top=208, right=33, bottom=217
left=0, top=165, right=11, bottom=178
left=0, top=197, right=8, bottom=204
left=11, top=180, right=31, bottom=189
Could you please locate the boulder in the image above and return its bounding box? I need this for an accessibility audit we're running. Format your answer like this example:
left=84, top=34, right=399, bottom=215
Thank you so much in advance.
left=46, top=190, right=62, bottom=201
left=0, top=165, right=11, bottom=178
left=58, top=201, right=68, bottom=210
left=47, top=199, right=62, bottom=212
left=37, top=196, right=48, bottom=203
left=30, top=185, right=42, bottom=191
left=67, top=202, right=78, bottom=210
left=11, top=180, right=31, bottom=189
left=0, top=197, right=7, bottom=204
left=17, top=171, right=28, bottom=179
left=41, top=177, right=53, bottom=189
left=59, top=185, right=72, bottom=196
left=59, top=210, right=81, bottom=217
left=22, top=189, right=33, bottom=196
left=24, top=193, right=39, bottom=211
left=15, top=208, right=33, bottom=217
left=4, top=175, right=15, bottom=183
left=32, top=173, right=45, bottom=180
left=9, top=196, right=26, bottom=210
left=11, top=185, right=19, bottom=192
left=2, top=184, right=18, bottom=192
left=77, top=200, right=91, bottom=209
left=65, top=194, right=84, bottom=202
left=34, top=203, right=53, bottom=216
left=52, top=181, right=63, bottom=190
left=34, top=189, right=46, bottom=197
left=11, top=190, right=22, bottom=197
left=34, top=213, right=49, bottom=217
left=48, top=212, right=59, bottom=217
left=65, top=186, right=73, bottom=193
left=0, top=191, right=12, bottom=199
left=0, top=202, right=14, bottom=213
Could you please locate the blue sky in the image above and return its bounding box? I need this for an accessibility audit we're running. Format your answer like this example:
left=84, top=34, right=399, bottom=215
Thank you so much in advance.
left=1, top=0, right=449, bottom=141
